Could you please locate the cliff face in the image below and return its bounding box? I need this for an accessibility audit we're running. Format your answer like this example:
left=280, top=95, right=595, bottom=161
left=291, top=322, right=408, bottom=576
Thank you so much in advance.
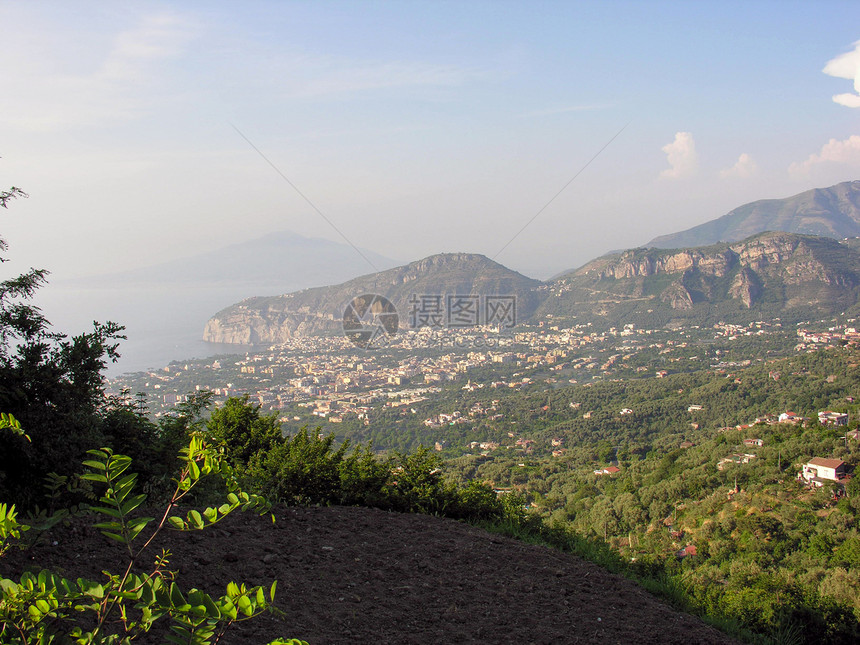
left=203, top=253, right=543, bottom=344
left=202, top=303, right=338, bottom=344
left=538, top=232, right=860, bottom=325
left=591, top=248, right=737, bottom=280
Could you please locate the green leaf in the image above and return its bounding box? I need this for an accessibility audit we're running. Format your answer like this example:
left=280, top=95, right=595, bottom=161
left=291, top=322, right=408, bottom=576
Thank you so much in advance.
left=81, top=460, right=106, bottom=471
left=97, top=530, right=128, bottom=544
left=82, top=583, right=105, bottom=599
left=167, top=516, right=186, bottom=530
left=220, top=599, right=238, bottom=621
left=126, top=516, right=154, bottom=541
left=188, top=510, right=204, bottom=530
left=270, top=580, right=277, bottom=602
left=169, top=583, right=186, bottom=608
left=237, top=594, right=253, bottom=617
left=201, top=593, right=221, bottom=617
left=120, top=493, right=147, bottom=516
left=91, top=505, right=121, bottom=518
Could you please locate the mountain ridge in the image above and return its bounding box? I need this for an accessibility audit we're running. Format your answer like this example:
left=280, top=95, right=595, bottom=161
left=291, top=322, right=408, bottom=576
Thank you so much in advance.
left=646, top=180, right=860, bottom=249
left=203, top=252, right=542, bottom=344
left=203, top=231, right=860, bottom=343
left=538, top=231, right=860, bottom=328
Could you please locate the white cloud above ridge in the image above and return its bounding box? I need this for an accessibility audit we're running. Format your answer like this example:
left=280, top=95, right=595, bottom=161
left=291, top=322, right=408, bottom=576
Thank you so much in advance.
left=659, top=131, right=698, bottom=179
left=823, top=40, right=860, bottom=108
left=720, top=153, right=758, bottom=179
left=788, top=135, right=860, bottom=177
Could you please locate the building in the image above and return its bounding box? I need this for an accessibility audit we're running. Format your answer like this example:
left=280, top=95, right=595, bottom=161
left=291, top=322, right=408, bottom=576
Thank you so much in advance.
left=801, top=458, right=848, bottom=486
left=818, top=411, right=849, bottom=427
left=779, top=411, right=808, bottom=425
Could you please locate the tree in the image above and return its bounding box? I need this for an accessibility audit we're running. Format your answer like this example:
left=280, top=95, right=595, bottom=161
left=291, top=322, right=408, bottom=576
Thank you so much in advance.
left=0, top=184, right=126, bottom=508
left=205, top=395, right=282, bottom=466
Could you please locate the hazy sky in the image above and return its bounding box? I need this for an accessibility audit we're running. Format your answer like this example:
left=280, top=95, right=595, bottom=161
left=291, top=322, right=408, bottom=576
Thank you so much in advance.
left=2, top=0, right=860, bottom=282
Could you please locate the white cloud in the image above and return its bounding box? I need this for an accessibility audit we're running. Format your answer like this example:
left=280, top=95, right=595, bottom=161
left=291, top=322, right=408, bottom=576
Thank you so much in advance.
left=0, top=11, right=198, bottom=132
left=720, top=153, right=758, bottom=179
left=101, top=13, right=197, bottom=82
left=659, top=132, right=698, bottom=179
left=788, top=135, right=860, bottom=177
left=823, top=40, right=860, bottom=108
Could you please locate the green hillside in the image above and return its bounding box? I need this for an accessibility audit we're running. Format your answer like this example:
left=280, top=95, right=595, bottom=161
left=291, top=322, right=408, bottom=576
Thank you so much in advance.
left=539, top=232, right=860, bottom=329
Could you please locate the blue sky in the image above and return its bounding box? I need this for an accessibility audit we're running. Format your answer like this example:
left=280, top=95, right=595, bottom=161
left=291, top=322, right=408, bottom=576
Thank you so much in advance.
left=2, top=0, right=860, bottom=281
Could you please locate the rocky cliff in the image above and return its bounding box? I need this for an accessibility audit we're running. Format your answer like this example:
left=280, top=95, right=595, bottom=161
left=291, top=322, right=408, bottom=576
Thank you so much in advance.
left=537, top=232, right=860, bottom=326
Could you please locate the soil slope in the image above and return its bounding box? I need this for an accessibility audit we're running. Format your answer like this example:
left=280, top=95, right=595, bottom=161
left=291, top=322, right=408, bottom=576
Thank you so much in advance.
left=1, top=505, right=739, bottom=644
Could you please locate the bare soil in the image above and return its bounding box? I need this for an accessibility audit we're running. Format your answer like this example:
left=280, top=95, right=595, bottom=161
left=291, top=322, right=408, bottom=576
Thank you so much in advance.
left=1, top=505, right=740, bottom=644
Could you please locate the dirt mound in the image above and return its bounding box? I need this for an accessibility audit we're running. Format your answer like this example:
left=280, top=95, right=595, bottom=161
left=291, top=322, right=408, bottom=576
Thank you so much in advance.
left=1, top=505, right=738, bottom=644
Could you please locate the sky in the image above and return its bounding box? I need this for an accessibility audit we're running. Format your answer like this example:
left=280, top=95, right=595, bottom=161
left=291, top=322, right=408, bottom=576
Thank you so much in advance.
left=2, top=0, right=860, bottom=284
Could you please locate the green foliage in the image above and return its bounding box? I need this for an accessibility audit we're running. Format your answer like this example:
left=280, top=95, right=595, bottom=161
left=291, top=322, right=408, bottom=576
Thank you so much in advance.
left=206, top=395, right=281, bottom=465
left=0, top=437, right=297, bottom=645
left=245, top=427, right=348, bottom=504
left=0, top=413, right=28, bottom=441
left=0, top=503, right=28, bottom=558
left=211, top=396, right=511, bottom=523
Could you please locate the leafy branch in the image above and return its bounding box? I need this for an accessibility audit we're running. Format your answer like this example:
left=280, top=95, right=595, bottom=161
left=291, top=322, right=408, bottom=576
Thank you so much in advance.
left=0, top=436, right=304, bottom=645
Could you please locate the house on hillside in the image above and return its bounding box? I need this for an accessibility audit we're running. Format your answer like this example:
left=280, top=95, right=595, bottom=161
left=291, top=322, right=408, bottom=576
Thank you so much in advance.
left=717, top=454, right=756, bottom=470
left=801, top=458, right=848, bottom=487
left=743, top=438, right=764, bottom=448
left=755, top=415, right=779, bottom=425
left=779, top=411, right=808, bottom=425
left=594, top=466, right=621, bottom=476
left=676, top=545, right=697, bottom=559
left=818, top=411, right=849, bottom=427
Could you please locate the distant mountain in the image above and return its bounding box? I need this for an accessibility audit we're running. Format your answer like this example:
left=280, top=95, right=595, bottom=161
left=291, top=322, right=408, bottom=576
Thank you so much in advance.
left=538, top=231, right=860, bottom=328
left=204, top=230, right=860, bottom=345
left=646, top=180, right=860, bottom=249
left=203, top=253, right=542, bottom=344
left=67, top=231, right=399, bottom=294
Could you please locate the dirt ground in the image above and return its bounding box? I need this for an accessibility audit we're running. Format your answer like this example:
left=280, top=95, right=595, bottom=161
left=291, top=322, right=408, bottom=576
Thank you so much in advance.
left=1, top=505, right=740, bottom=644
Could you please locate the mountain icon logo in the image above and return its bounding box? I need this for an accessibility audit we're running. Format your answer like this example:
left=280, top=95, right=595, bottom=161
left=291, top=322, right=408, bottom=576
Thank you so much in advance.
left=342, top=294, right=399, bottom=348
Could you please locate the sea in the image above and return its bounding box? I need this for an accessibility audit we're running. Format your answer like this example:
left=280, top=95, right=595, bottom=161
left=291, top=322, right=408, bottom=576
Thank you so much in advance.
left=32, top=283, right=258, bottom=378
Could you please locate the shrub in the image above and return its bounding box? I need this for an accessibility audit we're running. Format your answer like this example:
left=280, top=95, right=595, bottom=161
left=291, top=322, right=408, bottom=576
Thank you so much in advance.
left=0, top=435, right=305, bottom=645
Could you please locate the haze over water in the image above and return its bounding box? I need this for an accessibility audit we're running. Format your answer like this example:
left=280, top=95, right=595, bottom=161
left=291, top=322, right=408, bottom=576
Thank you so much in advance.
left=33, top=284, right=256, bottom=377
